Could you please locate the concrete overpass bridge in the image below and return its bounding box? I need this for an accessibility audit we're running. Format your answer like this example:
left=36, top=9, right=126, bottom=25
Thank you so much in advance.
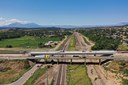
left=0, top=50, right=128, bottom=65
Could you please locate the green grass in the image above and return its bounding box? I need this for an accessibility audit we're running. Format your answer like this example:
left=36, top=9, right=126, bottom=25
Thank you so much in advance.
left=117, top=45, right=128, bottom=51
left=24, top=66, right=47, bottom=85
left=0, top=50, right=20, bottom=53
left=68, top=36, right=77, bottom=51
left=67, top=35, right=92, bottom=85
left=0, top=36, right=60, bottom=48
left=122, top=79, right=128, bottom=85
left=67, top=65, right=92, bottom=85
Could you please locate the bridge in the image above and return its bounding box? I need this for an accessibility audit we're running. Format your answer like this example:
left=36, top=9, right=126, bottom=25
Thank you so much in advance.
left=0, top=50, right=128, bottom=65
left=0, top=56, right=128, bottom=60
left=29, top=50, right=117, bottom=55
left=0, top=50, right=127, bottom=60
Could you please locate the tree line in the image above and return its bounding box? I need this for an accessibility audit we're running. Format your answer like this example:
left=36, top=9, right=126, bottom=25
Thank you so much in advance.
left=79, top=28, right=121, bottom=50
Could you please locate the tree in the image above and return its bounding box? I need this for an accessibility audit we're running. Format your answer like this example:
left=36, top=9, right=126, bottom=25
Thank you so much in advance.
left=38, top=43, right=43, bottom=48
left=6, top=45, right=13, bottom=48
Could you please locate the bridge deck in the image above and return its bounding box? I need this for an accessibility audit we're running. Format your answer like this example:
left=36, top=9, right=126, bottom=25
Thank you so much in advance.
left=0, top=56, right=128, bottom=60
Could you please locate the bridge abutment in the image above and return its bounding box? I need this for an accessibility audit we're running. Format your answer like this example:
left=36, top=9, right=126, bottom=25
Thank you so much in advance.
left=28, top=59, right=36, bottom=66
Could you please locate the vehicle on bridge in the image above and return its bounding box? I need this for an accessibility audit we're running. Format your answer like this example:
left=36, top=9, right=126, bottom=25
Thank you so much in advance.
left=35, top=55, right=49, bottom=59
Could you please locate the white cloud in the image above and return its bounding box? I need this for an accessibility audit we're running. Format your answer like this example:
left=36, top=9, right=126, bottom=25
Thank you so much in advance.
left=0, top=17, right=5, bottom=21
left=0, top=17, right=29, bottom=26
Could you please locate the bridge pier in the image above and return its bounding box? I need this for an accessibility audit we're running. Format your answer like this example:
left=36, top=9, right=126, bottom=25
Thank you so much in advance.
left=44, top=59, right=47, bottom=64
left=99, top=59, right=101, bottom=65
left=57, top=59, right=59, bottom=64
left=84, top=58, right=86, bottom=65
left=70, top=59, right=72, bottom=64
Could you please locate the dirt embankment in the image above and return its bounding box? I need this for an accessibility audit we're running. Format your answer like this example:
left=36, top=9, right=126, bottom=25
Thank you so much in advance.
left=0, top=60, right=31, bottom=84
left=76, top=32, right=121, bottom=85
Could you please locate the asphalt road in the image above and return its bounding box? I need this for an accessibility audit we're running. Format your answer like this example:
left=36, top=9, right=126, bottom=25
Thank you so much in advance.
left=7, top=64, right=42, bottom=85
left=1, top=56, right=128, bottom=60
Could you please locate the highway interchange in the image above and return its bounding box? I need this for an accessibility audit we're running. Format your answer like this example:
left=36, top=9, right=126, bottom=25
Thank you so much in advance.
left=1, top=32, right=128, bottom=85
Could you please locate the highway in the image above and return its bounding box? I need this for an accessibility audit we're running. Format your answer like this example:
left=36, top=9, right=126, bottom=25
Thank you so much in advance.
left=1, top=33, right=128, bottom=85
left=8, top=64, right=42, bottom=85
left=29, top=50, right=117, bottom=55
left=1, top=56, right=128, bottom=60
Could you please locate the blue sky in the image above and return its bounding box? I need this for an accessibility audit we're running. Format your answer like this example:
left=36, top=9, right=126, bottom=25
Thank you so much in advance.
left=0, top=0, right=128, bottom=26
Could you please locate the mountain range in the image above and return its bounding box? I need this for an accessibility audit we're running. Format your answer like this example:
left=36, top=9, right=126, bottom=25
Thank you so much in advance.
left=0, top=22, right=128, bottom=29
left=2, top=22, right=42, bottom=28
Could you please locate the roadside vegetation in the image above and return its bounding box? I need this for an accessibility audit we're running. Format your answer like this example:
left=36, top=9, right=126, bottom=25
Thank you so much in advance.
left=24, top=66, right=47, bottom=85
left=67, top=65, right=92, bottom=85
left=68, top=35, right=77, bottom=51
left=0, top=60, right=31, bottom=84
left=103, top=60, right=128, bottom=85
left=78, top=27, right=128, bottom=84
left=83, top=36, right=91, bottom=45
left=67, top=35, right=92, bottom=85
left=0, top=50, right=20, bottom=53
left=79, top=28, right=120, bottom=50
left=117, top=44, right=128, bottom=51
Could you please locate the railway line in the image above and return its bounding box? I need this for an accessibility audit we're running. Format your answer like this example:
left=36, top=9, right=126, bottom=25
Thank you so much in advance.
left=54, top=36, right=70, bottom=85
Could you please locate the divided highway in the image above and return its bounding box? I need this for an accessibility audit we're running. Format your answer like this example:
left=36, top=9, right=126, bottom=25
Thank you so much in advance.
left=1, top=32, right=128, bottom=85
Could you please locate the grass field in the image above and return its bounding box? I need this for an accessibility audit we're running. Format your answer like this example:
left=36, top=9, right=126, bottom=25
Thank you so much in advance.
left=67, top=65, right=92, bottom=85
left=117, top=45, right=128, bottom=51
left=24, top=66, right=47, bottom=85
left=68, top=36, right=77, bottom=51
left=67, top=35, right=92, bottom=85
left=0, top=60, right=31, bottom=84
left=0, top=36, right=60, bottom=48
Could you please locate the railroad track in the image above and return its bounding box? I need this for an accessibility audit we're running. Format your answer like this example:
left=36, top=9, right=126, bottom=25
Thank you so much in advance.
left=54, top=36, right=70, bottom=85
